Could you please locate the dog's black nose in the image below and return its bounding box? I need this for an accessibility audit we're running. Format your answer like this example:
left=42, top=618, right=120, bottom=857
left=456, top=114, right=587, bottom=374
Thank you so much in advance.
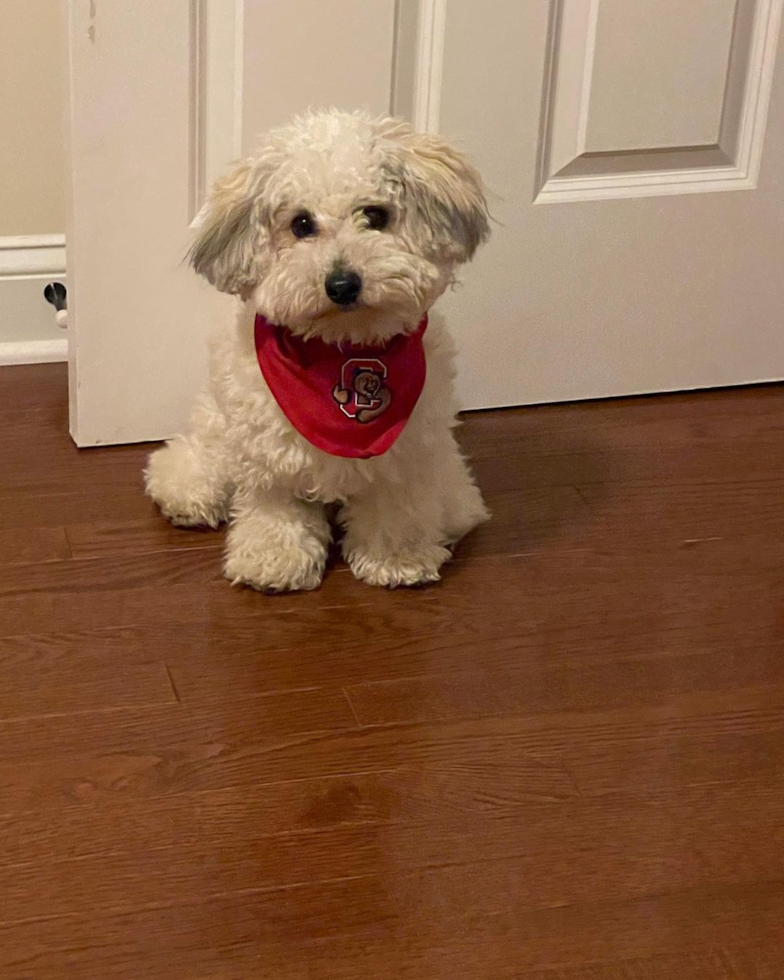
left=325, top=270, right=362, bottom=306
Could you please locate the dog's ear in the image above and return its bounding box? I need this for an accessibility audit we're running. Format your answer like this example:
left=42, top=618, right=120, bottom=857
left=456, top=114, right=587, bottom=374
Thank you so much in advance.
left=380, top=122, right=490, bottom=263
left=189, top=159, right=271, bottom=295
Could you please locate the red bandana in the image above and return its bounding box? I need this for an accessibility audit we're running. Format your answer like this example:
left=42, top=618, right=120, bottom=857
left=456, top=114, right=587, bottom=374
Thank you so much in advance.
left=254, top=313, right=428, bottom=459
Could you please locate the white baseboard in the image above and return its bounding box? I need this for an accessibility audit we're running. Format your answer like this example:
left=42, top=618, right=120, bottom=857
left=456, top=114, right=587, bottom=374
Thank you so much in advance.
left=0, top=338, right=68, bottom=365
left=0, top=275, right=67, bottom=347
left=0, top=233, right=67, bottom=358
left=0, top=235, right=66, bottom=276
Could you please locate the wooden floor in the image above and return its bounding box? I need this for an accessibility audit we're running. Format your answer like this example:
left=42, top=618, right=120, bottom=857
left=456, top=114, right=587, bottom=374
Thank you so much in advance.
left=1, top=363, right=784, bottom=978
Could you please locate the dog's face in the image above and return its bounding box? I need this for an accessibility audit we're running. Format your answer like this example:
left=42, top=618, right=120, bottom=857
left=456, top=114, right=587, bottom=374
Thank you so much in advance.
left=190, top=111, right=489, bottom=343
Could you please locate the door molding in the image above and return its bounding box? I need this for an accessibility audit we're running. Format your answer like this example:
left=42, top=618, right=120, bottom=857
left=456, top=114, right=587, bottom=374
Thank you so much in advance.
left=393, top=0, right=446, bottom=132
left=189, top=0, right=244, bottom=224
left=411, top=0, right=447, bottom=132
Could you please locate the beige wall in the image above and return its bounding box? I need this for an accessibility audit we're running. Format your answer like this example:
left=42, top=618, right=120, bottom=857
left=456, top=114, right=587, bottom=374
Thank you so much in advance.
left=0, top=0, right=66, bottom=237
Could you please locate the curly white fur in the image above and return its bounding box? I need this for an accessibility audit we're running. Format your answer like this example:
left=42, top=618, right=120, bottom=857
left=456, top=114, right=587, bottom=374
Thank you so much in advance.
left=145, top=109, right=491, bottom=592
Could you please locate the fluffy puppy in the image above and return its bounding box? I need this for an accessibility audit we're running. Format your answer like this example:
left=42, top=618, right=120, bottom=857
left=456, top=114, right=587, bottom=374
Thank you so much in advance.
left=145, top=109, right=491, bottom=591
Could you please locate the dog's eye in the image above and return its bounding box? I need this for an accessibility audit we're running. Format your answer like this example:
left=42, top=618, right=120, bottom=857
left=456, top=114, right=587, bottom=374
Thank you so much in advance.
left=361, top=206, right=390, bottom=231
left=291, top=212, right=317, bottom=239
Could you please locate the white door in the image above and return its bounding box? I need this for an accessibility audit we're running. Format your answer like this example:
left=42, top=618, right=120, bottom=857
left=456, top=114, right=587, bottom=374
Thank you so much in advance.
left=65, top=0, right=399, bottom=446
left=66, top=0, right=784, bottom=445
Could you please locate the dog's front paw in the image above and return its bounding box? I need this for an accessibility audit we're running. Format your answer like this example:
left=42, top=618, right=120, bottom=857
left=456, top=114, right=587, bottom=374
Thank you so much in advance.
left=347, top=544, right=450, bottom=589
left=145, top=441, right=229, bottom=528
left=157, top=498, right=229, bottom=530
left=224, top=543, right=325, bottom=593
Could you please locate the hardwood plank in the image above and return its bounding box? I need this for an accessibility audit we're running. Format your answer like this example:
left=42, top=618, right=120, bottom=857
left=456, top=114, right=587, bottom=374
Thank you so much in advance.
left=515, top=950, right=776, bottom=979
left=0, top=488, right=156, bottom=531
left=460, top=486, right=593, bottom=557
left=2, top=881, right=784, bottom=979
left=563, top=724, right=784, bottom=799
left=460, top=384, right=784, bottom=458
left=0, top=527, right=71, bottom=565
left=0, top=814, right=624, bottom=923
left=716, top=947, right=784, bottom=980
left=6, top=762, right=698, bottom=870
left=0, top=708, right=575, bottom=810
left=386, top=882, right=784, bottom=975
left=2, top=778, right=784, bottom=924
left=470, top=448, right=608, bottom=491
left=0, top=618, right=770, bottom=695
left=0, top=658, right=176, bottom=721
left=66, top=518, right=224, bottom=559
left=383, top=780, right=784, bottom=916
left=578, top=479, right=784, bottom=541
left=0, top=432, right=153, bottom=496
left=461, top=385, right=784, bottom=491
left=0, top=772, right=423, bottom=864
left=0, top=546, right=223, bottom=600
left=0, top=876, right=400, bottom=980
left=0, top=363, right=68, bottom=414
left=461, top=383, right=784, bottom=452
left=0, top=828, right=398, bottom=922
left=345, top=642, right=784, bottom=726
left=471, top=441, right=784, bottom=492
left=0, top=737, right=573, bottom=814
left=0, top=686, right=355, bottom=766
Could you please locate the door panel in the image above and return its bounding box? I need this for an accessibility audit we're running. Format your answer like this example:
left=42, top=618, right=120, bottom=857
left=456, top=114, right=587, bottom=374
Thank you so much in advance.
left=587, top=0, right=738, bottom=152
left=241, top=1, right=397, bottom=140
left=537, top=0, right=782, bottom=200
left=537, top=0, right=782, bottom=203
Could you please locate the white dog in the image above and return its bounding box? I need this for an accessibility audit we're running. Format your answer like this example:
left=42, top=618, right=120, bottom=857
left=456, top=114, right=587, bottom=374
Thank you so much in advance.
left=145, top=109, right=490, bottom=592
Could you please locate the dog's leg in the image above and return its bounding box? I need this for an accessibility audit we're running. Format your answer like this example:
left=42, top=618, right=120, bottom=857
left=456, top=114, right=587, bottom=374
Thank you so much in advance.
left=145, top=394, right=231, bottom=528
left=340, top=475, right=451, bottom=588
left=224, top=487, right=330, bottom=593
left=440, top=434, right=490, bottom=545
